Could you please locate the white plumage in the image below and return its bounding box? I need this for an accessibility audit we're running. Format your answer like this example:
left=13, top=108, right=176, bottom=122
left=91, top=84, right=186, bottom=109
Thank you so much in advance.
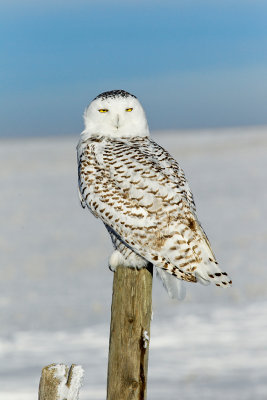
left=77, top=90, right=231, bottom=298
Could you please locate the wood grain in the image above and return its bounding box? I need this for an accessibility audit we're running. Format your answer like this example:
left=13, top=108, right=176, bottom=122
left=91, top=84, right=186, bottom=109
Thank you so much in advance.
left=107, top=264, right=153, bottom=400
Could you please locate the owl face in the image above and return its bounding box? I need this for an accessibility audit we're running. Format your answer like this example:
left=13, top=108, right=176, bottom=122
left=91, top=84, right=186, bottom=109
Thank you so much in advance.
left=83, top=90, right=149, bottom=138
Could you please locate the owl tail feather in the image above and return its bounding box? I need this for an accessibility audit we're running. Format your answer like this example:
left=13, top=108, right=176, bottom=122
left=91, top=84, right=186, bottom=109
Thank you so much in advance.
left=156, top=267, right=186, bottom=300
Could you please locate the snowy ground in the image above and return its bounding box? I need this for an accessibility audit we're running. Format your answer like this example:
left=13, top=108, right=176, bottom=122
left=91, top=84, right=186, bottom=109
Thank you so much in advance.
left=0, top=127, right=267, bottom=399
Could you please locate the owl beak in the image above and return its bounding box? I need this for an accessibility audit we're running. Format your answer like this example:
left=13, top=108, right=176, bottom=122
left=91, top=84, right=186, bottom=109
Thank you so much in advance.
left=115, top=114, right=120, bottom=129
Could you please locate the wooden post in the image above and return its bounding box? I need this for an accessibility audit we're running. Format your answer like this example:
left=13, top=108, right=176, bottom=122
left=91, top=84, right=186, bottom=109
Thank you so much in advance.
left=107, top=264, right=153, bottom=400
left=38, top=363, right=84, bottom=400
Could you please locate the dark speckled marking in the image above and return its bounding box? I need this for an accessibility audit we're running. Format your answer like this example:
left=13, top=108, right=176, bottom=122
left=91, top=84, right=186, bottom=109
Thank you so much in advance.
left=94, top=90, right=137, bottom=101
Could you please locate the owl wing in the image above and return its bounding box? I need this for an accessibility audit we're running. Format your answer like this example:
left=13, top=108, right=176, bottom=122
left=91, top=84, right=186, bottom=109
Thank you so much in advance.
left=147, top=139, right=196, bottom=212
left=78, top=137, right=231, bottom=287
left=147, top=139, right=219, bottom=261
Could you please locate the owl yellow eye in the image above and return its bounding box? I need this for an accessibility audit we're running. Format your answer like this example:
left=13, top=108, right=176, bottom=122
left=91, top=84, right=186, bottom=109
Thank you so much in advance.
left=98, top=109, right=109, bottom=113
left=125, top=108, right=133, bottom=112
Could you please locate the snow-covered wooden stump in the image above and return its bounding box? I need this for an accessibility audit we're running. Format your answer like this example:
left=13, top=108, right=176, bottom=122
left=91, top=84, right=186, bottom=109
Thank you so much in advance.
left=38, top=364, right=84, bottom=400
left=107, top=264, right=153, bottom=400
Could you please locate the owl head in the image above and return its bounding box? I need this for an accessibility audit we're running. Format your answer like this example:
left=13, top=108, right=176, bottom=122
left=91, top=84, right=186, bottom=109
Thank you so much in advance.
left=82, top=90, right=150, bottom=138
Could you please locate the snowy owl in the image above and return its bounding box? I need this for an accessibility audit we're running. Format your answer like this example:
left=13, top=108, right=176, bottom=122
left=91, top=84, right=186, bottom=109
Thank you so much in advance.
left=77, top=90, right=231, bottom=299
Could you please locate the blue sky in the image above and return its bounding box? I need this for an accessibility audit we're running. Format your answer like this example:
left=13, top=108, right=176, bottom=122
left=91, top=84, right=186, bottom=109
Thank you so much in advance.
left=1, top=0, right=267, bottom=136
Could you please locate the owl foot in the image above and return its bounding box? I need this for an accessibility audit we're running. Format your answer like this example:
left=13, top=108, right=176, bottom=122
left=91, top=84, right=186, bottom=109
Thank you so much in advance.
left=108, top=250, right=148, bottom=271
